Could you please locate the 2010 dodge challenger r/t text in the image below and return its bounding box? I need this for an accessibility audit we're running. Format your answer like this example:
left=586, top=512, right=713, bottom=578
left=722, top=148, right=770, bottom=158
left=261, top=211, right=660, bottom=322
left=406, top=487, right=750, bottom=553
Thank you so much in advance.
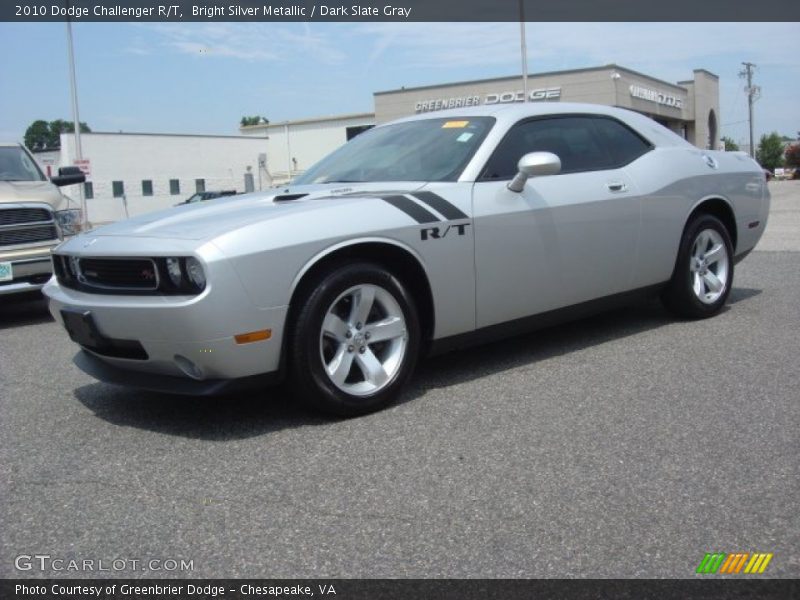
left=44, top=103, right=769, bottom=416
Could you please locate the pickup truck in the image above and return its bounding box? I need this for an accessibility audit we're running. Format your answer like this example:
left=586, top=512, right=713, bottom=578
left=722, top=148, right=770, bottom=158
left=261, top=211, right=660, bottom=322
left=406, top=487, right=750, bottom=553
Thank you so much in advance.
left=0, top=142, right=85, bottom=296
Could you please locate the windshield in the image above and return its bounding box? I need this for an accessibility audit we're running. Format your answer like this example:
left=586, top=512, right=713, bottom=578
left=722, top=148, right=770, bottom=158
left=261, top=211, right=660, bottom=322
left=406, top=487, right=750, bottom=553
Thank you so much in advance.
left=0, top=146, right=46, bottom=182
left=293, top=117, right=495, bottom=185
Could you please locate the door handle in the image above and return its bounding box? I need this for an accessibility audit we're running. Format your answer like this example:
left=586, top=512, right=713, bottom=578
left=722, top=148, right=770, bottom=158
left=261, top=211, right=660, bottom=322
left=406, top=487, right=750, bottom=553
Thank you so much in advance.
left=606, top=181, right=627, bottom=192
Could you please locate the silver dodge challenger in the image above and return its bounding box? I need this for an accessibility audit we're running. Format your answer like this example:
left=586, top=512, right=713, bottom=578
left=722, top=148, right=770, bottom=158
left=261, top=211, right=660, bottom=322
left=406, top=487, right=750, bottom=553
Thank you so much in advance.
left=44, top=103, right=769, bottom=415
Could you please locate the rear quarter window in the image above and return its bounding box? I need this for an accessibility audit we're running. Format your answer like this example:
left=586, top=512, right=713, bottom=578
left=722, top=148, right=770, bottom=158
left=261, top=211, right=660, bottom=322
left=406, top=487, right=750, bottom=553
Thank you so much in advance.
left=590, top=118, right=653, bottom=166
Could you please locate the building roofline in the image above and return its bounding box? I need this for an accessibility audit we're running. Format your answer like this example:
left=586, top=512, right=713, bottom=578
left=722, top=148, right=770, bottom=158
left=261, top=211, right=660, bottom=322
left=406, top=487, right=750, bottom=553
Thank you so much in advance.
left=374, top=64, right=690, bottom=95
left=693, top=68, right=719, bottom=79
left=240, top=111, right=376, bottom=130
left=61, top=131, right=267, bottom=140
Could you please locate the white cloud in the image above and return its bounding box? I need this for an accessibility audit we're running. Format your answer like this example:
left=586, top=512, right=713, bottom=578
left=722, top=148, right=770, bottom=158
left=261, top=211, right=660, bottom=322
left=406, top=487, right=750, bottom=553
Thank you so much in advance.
left=357, top=22, right=799, bottom=74
left=139, top=23, right=345, bottom=65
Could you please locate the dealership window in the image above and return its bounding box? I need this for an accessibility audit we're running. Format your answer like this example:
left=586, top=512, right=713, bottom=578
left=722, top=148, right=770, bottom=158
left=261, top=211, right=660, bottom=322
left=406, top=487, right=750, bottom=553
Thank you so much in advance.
left=83, top=181, right=93, bottom=200
left=169, top=179, right=180, bottom=195
left=142, top=180, right=153, bottom=196
left=112, top=181, right=124, bottom=198
left=195, top=178, right=205, bottom=193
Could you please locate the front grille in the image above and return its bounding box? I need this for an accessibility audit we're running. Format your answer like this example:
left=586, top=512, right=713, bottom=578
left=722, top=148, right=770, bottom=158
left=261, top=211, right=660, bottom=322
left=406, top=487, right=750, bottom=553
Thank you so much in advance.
left=0, top=225, right=58, bottom=247
left=77, top=258, right=159, bottom=291
left=0, top=207, right=53, bottom=226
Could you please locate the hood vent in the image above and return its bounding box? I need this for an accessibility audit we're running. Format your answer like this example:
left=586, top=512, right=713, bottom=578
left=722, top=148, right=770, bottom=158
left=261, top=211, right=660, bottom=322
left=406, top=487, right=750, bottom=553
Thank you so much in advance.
left=273, top=193, right=308, bottom=202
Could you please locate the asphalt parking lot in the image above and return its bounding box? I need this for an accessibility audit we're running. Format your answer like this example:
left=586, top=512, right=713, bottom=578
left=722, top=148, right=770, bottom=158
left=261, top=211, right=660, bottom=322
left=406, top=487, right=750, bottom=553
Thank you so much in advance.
left=1, top=182, right=798, bottom=579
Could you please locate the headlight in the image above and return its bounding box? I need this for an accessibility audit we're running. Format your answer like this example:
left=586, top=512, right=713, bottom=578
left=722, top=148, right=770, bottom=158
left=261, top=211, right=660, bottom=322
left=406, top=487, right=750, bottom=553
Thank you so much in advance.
left=184, top=257, right=206, bottom=291
left=165, top=257, right=182, bottom=287
left=55, top=209, right=83, bottom=236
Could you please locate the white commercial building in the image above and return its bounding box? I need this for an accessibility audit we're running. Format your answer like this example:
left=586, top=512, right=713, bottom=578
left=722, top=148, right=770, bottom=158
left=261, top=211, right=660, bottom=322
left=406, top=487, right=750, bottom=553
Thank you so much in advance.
left=52, top=132, right=269, bottom=224
left=239, top=112, right=375, bottom=183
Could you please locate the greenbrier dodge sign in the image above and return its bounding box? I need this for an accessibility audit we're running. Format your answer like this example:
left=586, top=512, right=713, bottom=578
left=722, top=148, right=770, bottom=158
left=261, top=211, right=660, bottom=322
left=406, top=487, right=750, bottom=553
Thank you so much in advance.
left=415, top=88, right=561, bottom=112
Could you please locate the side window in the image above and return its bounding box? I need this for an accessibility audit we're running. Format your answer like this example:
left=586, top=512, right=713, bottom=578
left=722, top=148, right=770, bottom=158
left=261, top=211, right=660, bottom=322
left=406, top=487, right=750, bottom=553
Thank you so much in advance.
left=591, top=118, right=652, bottom=166
left=481, top=117, right=614, bottom=180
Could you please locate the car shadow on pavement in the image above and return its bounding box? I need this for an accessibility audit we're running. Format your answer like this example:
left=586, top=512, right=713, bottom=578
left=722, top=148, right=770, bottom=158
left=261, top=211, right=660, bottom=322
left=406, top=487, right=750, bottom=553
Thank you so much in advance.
left=413, top=286, right=763, bottom=394
left=72, top=287, right=763, bottom=440
left=73, top=382, right=329, bottom=441
left=727, top=286, right=762, bottom=304
left=0, top=293, right=53, bottom=330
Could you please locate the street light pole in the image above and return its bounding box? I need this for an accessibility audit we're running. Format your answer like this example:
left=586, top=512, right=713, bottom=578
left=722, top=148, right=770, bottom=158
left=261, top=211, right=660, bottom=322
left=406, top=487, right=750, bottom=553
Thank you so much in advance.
left=66, top=18, right=87, bottom=228
left=519, top=0, right=528, bottom=101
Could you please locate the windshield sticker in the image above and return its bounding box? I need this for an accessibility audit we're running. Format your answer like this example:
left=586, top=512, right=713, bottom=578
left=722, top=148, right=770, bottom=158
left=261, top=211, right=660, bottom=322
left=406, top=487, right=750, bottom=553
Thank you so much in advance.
left=456, top=132, right=474, bottom=143
left=442, top=120, right=469, bottom=129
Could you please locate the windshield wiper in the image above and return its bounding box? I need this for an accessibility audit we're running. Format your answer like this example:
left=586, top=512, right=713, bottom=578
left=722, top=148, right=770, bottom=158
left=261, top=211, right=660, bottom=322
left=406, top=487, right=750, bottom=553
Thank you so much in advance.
left=322, top=179, right=364, bottom=184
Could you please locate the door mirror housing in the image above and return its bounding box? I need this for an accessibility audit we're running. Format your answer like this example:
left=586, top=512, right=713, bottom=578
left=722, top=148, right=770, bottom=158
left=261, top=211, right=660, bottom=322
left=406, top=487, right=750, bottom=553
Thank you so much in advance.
left=51, top=166, right=86, bottom=187
left=507, top=152, right=561, bottom=192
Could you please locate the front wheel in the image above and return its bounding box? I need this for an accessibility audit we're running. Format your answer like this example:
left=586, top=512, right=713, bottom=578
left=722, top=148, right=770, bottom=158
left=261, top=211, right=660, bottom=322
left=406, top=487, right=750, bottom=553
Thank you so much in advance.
left=662, top=214, right=734, bottom=318
left=289, top=262, right=420, bottom=416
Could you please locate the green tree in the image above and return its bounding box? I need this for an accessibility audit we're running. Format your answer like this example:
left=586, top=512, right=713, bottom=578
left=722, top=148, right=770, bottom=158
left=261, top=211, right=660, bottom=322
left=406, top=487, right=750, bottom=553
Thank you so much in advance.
left=756, top=132, right=785, bottom=172
left=24, top=120, right=50, bottom=149
left=23, top=119, right=91, bottom=150
left=785, top=143, right=800, bottom=169
left=720, top=136, right=739, bottom=151
left=240, top=115, right=268, bottom=127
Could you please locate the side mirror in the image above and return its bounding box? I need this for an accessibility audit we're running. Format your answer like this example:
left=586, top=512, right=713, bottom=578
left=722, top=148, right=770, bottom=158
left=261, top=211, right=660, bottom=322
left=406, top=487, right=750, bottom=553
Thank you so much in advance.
left=51, top=166, right=86, bottom=187
left=507, top=152, right=561, bottom=193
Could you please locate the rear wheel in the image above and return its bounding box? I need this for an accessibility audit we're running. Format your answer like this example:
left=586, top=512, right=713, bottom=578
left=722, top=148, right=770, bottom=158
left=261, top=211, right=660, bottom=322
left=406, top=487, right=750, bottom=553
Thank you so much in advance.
left=662, top=214, right=734, bottom=318
left=289, top=262, right=420, bottom=416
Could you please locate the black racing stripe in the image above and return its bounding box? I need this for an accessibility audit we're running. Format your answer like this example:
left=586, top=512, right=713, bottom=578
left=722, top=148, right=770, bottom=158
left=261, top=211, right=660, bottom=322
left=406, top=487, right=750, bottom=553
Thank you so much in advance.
left=380, top=195, right=439, bottom=224
left=411, top=191, right=469, bottom=220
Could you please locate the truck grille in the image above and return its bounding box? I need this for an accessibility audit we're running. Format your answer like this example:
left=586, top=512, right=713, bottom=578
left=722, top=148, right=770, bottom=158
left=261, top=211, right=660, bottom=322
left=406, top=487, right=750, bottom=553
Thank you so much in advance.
left=0, top=225, right=59, bottom=247
left=0, top=208, right=53, bottom=226
left=0, top=206, right=58, bottom=247
left=76, top=258, right=160, bottom=291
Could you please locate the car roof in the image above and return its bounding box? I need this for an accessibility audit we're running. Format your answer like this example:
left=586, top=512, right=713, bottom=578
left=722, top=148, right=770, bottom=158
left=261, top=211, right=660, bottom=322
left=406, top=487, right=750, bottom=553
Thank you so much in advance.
left=391, top=102, right=630, bottom=123
left=388, top=102, right=692, bottom=148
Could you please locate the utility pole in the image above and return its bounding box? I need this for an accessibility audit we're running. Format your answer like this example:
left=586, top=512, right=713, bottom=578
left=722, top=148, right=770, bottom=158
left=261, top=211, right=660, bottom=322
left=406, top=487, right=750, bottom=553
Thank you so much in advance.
left=519, top=0, right=528, bottom=101
left=739, top=62, right=760, bottom=159
left=66, top=17, right=87, bottom=228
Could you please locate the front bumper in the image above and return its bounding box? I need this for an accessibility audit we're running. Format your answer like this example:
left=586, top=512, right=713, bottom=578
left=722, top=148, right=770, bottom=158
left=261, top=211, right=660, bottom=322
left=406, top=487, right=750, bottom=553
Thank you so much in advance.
left=0, top=254, right=53, bottom=296
left=43, top=265, right=288, bottom=388
left=74, top=350, right=281, bottom=395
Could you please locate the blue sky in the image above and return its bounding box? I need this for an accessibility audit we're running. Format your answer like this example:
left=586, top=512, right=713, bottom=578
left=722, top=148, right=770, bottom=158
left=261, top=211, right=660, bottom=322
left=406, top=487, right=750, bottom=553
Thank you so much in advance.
left=0, top=22, right=797, bottom=146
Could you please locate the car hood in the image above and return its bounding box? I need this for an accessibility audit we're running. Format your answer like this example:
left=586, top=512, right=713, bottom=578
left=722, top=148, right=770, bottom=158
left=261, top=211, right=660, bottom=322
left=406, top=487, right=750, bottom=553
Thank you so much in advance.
left=0, top=180, right=64, bottom=208
left=88, top=182, right=428, bottom=240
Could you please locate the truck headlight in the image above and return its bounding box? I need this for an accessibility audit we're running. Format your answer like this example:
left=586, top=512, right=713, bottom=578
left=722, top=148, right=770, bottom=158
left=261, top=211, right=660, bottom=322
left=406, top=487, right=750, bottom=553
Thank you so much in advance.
left=55, top=209, right=83, bottom=236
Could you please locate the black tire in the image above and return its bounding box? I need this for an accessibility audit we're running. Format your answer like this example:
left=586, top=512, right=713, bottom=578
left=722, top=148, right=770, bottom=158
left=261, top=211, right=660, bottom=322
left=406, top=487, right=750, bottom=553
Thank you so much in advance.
left=662, top=213, right=734, bottom=319
left=289, top=262, right=421, bottom=417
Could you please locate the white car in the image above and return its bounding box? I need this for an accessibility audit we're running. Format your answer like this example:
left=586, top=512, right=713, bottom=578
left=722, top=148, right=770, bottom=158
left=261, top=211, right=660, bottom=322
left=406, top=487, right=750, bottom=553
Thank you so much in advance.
left=44, top=103, right=769, bottom=415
